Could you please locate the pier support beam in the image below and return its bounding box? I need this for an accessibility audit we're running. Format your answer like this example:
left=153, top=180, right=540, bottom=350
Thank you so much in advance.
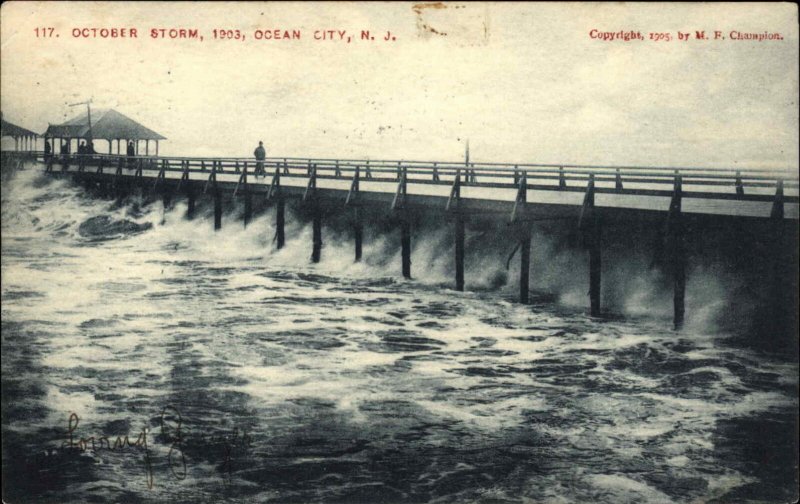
left=589, top=223, right=602, bottom=317
left=243, top=167, right=252, bottom=228
left=769, top=180, right=789, bottom=337
left=510, top=172, right=531, bottom=303
left=214, top=190, right=222, bottom=230
left=401, top=217, right=411, bottom=279
left=268, top=168, right=286, bottom=250
left=672, top=234, right=686, bottom=330
left=580, top=174, right=602, bottom=317
left=520, top=225, right=531, bottom=304
left=312, top=207, right=322, bottom=263
left=449, top=170, right=465, bottom=291
left=392, top=166, right=411, bottom=279
left=348, top=167, right=363, bottom=262
left=666, top=173, right=685, bottom=330
left=354, top=207, right=363, bottom=262
left=455, top=214, right=465, bottom=291
left=305, top=165, right=321, bottom=262
left=187, top=186, right=195, bottom=219
left=276, top=197, right=285, bottom=249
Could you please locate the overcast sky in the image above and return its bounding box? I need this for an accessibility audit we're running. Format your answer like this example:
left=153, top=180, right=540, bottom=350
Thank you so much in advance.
left=1, top=2, right=797, bottom=171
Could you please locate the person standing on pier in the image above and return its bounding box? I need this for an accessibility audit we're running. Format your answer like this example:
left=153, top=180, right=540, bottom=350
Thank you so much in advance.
left=44, top=139, right=52, bottom=161
left=126, top=140, right=135, bottom=168
left=254, top=141, right=266, bottom=177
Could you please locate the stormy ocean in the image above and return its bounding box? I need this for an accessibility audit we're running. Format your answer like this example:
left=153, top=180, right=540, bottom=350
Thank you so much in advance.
left=2, top=162, right=798, bottom=504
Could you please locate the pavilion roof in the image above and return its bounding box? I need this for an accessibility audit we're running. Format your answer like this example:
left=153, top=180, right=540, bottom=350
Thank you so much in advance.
left=1, top=116, right=38, bottom=138
left=44, top=109, right=166, bottom=141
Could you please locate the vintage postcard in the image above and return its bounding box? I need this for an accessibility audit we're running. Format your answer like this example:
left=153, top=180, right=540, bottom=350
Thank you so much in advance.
left=1, top=2, right=798, bottom=503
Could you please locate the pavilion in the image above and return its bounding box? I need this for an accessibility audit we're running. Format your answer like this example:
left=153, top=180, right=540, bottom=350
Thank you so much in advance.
left=1, top=113, right=39, bottom=151
left=44, top=109, right=166, bottom=156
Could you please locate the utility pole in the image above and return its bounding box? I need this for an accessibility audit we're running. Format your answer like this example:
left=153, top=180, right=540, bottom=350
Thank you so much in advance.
left=68, top=99, right=93, bottom=142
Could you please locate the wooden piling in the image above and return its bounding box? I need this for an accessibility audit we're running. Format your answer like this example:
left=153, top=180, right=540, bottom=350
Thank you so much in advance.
left=276, top=196, right=285, bottom=249
left=769, top=180, right=787, bottom=335
left=243, top=166, right=252, bottom=228
left=350, top=166, right=363, bottom=262
left=451, top=171, right=465, bottom=291
left=354, top=207, right=363, bottom=262
left=187, top=186, right=195, bottom=219
left=214, top=190, right=222, bottom=230
left=455, top=214, right=465, bottom=291
left=312, top=207, right=322, bottom=263
left=672, top=234, right=686, bottom=330
left=520, top=225, right=531, bottom=303
left=589, top=222, right=602, bottom=316
left=580, top=174, right=602, bottom=316
left=401, top=218, right=411, bottom=279
left=667, top=173, right=685, bottom=330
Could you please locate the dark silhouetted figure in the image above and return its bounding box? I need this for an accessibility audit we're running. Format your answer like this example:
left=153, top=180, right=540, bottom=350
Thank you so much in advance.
left=127, top=141, right=135, bottom=168
left=60, top=141, right=70, bottom=171
left=44, top=139, right=52, bottom=161
left=254, top=141, right=266, bottom=176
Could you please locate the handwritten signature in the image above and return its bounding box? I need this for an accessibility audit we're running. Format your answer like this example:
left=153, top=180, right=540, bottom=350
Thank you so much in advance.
left=56, top=405, right=252, bottom=489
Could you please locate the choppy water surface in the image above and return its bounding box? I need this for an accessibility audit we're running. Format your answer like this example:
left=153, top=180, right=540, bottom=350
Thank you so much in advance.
left=2, top=166, right=797, bottom=503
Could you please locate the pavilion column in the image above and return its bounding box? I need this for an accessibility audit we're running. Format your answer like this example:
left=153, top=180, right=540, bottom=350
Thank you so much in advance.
left=135, top=140, right=139, bottom=155
left=146, top=139, right=149, bottom=156
left=14, top=137, right=18, bottom=151
left=156, top=140, right=159, bottom=156
left=108, top=140, right=112, bottom=154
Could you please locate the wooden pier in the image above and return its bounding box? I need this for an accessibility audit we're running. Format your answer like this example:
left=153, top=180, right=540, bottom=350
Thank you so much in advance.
left=12, top=151, right=800, bottom=330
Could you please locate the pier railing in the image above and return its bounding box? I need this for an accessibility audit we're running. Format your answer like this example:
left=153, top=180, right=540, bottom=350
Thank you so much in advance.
left=32, top=151, right=800, bottom=204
